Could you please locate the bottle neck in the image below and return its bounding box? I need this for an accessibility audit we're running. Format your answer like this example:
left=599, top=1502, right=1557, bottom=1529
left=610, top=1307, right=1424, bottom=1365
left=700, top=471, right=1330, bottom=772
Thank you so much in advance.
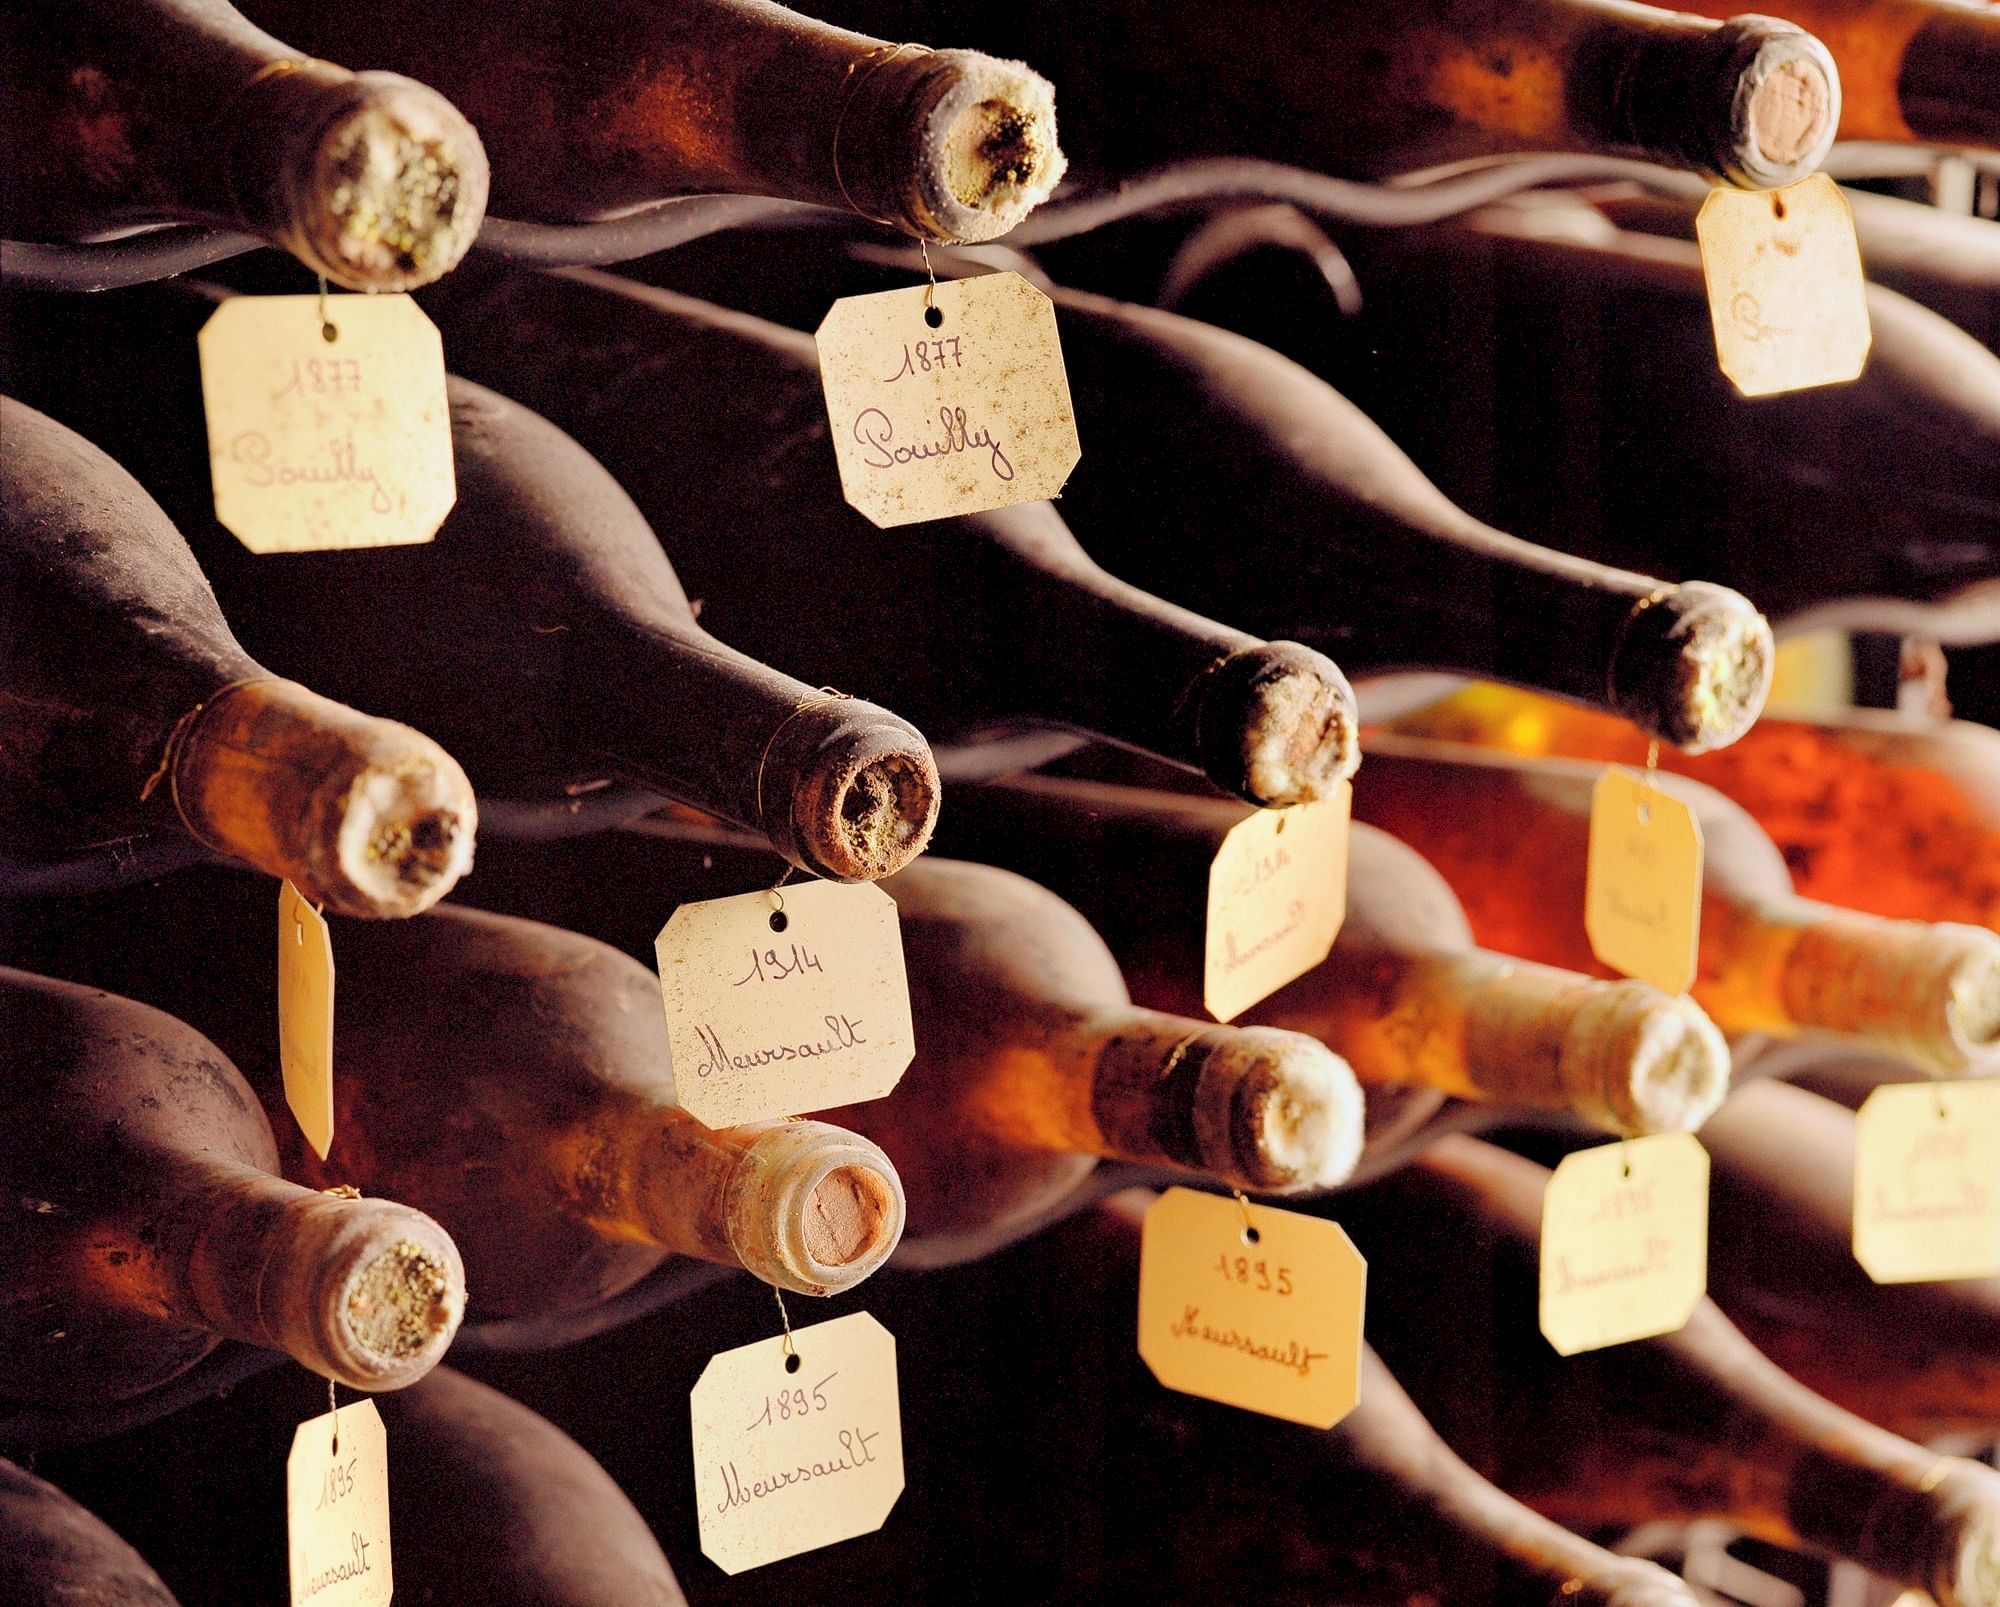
left=1897, top=6, right=2000, bottom=147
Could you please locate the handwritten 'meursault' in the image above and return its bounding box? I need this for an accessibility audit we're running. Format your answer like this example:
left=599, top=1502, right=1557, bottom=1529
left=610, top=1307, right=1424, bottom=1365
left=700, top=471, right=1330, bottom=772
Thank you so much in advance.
left=714, top=1425, right=884, bottom=1516
left=692, top=1014, right=867, bottom=1080
left=852, top=406, right=1014, bottom=481
left=1169, top=1304, right=1327, bottom=1378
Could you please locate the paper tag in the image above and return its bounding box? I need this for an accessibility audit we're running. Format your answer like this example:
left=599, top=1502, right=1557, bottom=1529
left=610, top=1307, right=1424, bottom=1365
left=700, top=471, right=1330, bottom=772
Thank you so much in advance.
left=1136, top=1187, right=1366, bottom=1429
left=287, top=1399, right=391, bottom=1607
left=1586, top=768, right=1702, bottom=996
left=1853, top=1081, right=2000, bottom=1284
left=1540, top=1134, right=1708, bottom=1355
left=198, top=294, right=455, bottom=552
left=814, top=271, right=1080, bottom=527
left=654, top=881, right=915, bottom=1127
left=690, top=1311, right=904, bottom=1575
left=1695, top=174, right=1872, bottom=398
left=1205, top=787, right=1351, bottom=1022
left=279, top=880, right=336, bottom=1161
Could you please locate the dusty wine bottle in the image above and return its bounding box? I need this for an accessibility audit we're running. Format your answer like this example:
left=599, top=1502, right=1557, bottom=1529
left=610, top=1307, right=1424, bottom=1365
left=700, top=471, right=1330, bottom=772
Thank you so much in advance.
left=1701, top=1078, right=2000, bottom=1442
left=2, top=0, right=487, bottom=289
left=1343, top=1135, right=2000, bottom=1607
left=940, top=775, right=1731, bottom=1136
left=1352, top=735, right=2000, bottom=1076
left=233, top=0, right=1063, bottom=240
left=0, top=300, right=940, bottom=881
left=815, top=0, right=1838, bottom=187
left=0, top=397, right=476, bottom=915
left=0, top=1460, right=181, bottom=1607
left=0, top=871, right=908, bottom=1315
left=413, top=265, right=1365, bottom=806
left=0, top=967, right=466, bottom=1407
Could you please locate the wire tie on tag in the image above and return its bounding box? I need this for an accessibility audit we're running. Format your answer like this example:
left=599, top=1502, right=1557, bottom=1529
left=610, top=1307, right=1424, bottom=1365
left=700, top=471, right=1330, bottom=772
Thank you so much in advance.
left=772, top=1285, right=800, bottom=1372
left=831, top=43, right=934, bottom=229
left=752, top=689, right=852, bottom=829
left=142, top=676, right=275, bottom=855
left=1620, top=1141, right=1633, bottom=1181
left=1231, top=1189, right=1260, bottom=1246
left=328, top=1377, right=340, bottom=1453
left=315, top=273, right=337, bottom=344
left=919, top=238, right=938, bottom=317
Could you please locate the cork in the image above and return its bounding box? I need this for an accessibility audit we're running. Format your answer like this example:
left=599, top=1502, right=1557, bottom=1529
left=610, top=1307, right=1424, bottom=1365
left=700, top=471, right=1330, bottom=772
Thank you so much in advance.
left=1784, top=915, right=2000, bottom=1077
left=171, top=677, right=476, bottom=918
left=1194, top=641, right=1361, bottom=806
left=1704, top=18, right=1841, bottom=190
left=1606, top=581, right=1773, bottom=754
left=756, top=699, right=939, bottom=883
left=719, top=1122, right=907, bottom=1297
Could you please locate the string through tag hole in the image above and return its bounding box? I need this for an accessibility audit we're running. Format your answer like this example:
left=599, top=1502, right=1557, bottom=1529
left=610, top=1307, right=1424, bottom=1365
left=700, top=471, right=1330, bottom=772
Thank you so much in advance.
left=1772, top=194, right=1787, bottom=221
left=1233, top=1190, right=1260, bottom=1245
left=767, top=880, right=790, bottom=933
left=328, top=1378, right=340, bottom=1453
left=924, top=305, right=944, bottom=330
left=315, top=274, right=338, bottom=344
left=1621, top=1146, right=1634, bottom=1180
left=772, top=1283, right=799, bottom=1372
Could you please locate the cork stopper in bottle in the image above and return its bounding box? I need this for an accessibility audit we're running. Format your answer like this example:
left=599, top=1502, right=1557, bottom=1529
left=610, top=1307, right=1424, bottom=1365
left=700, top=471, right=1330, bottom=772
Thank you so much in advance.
left=1193, top=641, right=1361, bottom=806
left=723, top=1122, right=907, bottom=1296
left=170, top=677, right=476, bottom=917
left=1700, top=17, right=1841, bottom=190
left=1606, top=582, right=1774, bottom=754
left=1785, top=915, right=2000, bottom=1077
left=754, top=699, right=939, bottom=883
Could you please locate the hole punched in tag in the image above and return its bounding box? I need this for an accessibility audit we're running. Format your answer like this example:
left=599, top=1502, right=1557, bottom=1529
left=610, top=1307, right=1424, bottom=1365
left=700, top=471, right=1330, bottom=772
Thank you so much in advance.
left=773, top=1285, right=802, bottom=1373
left=1234, top=1190, right=1262, bottom=1247
left=315, top=273, right=337, bottom=344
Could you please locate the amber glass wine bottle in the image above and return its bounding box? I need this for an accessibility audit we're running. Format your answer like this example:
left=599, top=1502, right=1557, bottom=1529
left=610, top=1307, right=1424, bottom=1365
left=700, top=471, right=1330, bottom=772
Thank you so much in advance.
left=2, top=0, right=487, bottom=288
left=940, top=775, right=1731, bottom=1136
left=1351, top=734, right=2000, bottom=1076
left=235, top=0, right=1063, bottom=240
left=0, top=873, right=907, bottom=1316
left=1343, top=1135, right=2000, bottom=1607
left=0, top=397, right=476, bottom=916
left=0, top=967, right=466, bottom=1408
left=814, top=0, right=1839, bottom=187
left=0, top=1460, right=180, bottom=1607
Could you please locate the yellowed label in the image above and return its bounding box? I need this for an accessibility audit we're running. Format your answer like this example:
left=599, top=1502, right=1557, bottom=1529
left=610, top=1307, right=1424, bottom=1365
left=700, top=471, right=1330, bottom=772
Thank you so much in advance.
left=287, top=1399, right=391, bottom=1607
left=690, top=1311, right=904, bottom=1575
left=1137, top=1187, right=1366, bottom=1429
left=198, top=294, right=455, bottom=552
left=655, top=881, right=914, bottom=1127
left=1695, top=174, right=1872, bottom=398
left=279, top=880, right=336, bottom=1162
left=1540, top=1134, right=1709, bottom=1356
left=1586, top=768, right=1703, bottom=997
left=1204, top=786, right=1351, bottom=1023
left=814, top=272, right=1080, bottom=527
left=1853, top=1081, right=2000, bottom=1284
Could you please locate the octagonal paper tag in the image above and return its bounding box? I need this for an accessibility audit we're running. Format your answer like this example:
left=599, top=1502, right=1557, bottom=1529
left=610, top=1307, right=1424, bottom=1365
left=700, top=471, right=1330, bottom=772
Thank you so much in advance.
left=1540, top=1134, right=1709, bottom=1357
left=279, top=879, right=336, bottom=1161
left=1853, top=1080, right=2000, bottom=1285
left=691, top=1311, right=904, bottom=1575
left=1586, top=768, right=1703, bottom=998
left=1205, top=786, right=1350, bottom=1022
left=814, top=271, right=1080, bottom=526
left=655, top=880, right=915, bottom=1127
left=287, top=1398, right=391, bottom=1607
left=198, top=294, right=455, bottom=552
left=1137, top=1187, right=1366, bottom=1430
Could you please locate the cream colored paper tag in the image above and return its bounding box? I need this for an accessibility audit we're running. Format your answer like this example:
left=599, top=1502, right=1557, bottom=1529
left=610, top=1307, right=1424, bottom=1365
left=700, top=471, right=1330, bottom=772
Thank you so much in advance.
left=1137, top=1187, right=1366, bottom=1429
left=287, top=1399, right=391, bottom=1607
left=1853, top=1081, right=2000, bottom=1284
left=198, top=294, right=455, bottom=552
left=1541, top=1134, right=1709, bottom=1356
left=690, top=1311, right=904, bottom=1575
left=1205, top=786, right=1351, bottom=1023
left=1695, top=174, right=1872, bottom=398
left=1586, top=768, right=1702, bottom=997
left=655, top=881, right=915, bottom=1127
left=279, top=880, right=336, bottom=1162
left=814, top=272, right=1080, bottom=527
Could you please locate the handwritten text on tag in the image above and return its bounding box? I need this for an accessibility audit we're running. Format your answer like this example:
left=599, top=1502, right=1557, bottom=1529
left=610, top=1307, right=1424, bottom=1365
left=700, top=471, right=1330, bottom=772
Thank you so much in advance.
left=1137, top=1187, right=1365, bottom=1428
left=655, top=880, right=915, bottom=1127
left=1854, top=1080, right=2000, bottom=1284
left=1540, top=1133, right=1709, bottom=1356
left=287, top=1399, right=391, bottom=1607
left=690, top=1311, right=904, bottom=1574
left=1586, top=768, right=1703, bottom=997
left=198, top=294, right=455, bottom=552
left=815, top=272, right=1079, bottom=527
left=1205, top=786, right=1350, bottom=1022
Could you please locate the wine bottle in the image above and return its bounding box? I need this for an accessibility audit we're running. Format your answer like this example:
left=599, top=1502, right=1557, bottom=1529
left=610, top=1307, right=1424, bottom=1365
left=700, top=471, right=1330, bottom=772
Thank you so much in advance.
left=1343, top=1135, right=2000, bottom=1607
left=815, top=0, right=1838, bottom=188
left=416, top=266, right=1363, bottom=806
left=231, top=0, right=1063, bottom=241
left=938, top=774, right=1732, bottom=1137
left=1395, top=684, right=2000, bottom=932
left=0, top=872, right=908, bottom=1316
left=0, top=967, right=466, bottom=1408
left=2, top=0, right=487, bottom=289
left=448, top=823, right=1365, bottom=1257
left=0, top=300, right=942, bottom=882
left=0, top=397, right=476, bottom=916
left=378, top=1367, right=689, bottom=1606
left=1658, top=0, right=2000, bottom=147
left=1700, top=1078, right=2000, bottom=1442
left=1086, top=1194, right=1704, bottom=1607
left=1170, top=197, right=2000, bottom=627
left=1351, top=734, right=2000, bottom=1076
left=0, top=1460, right=180, bottom=1607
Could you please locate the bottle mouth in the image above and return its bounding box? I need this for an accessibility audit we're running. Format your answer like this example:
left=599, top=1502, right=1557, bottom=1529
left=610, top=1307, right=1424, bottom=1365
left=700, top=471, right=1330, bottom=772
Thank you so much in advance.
left=1197, top=642, right=1360, bottom=806
left=1607, top=582, right=1773, bottom=754
left=1189, top=1026, right=1367, bottom=1191
left=330, top=755, right=478, bottom=917
left=763, top=702, right=940, bottom=882
left=907, top=51, right=1067, bottom=243
left=312, top=1210, right=466, bottom=1391
left=1572, top=983, right=1732, bottom=1137
left=736, top=1129, right=908, bottom=1295
left=1943, top=940, right=2000, bottom=1072
left=1709, top=18, right=1842, bottom=190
